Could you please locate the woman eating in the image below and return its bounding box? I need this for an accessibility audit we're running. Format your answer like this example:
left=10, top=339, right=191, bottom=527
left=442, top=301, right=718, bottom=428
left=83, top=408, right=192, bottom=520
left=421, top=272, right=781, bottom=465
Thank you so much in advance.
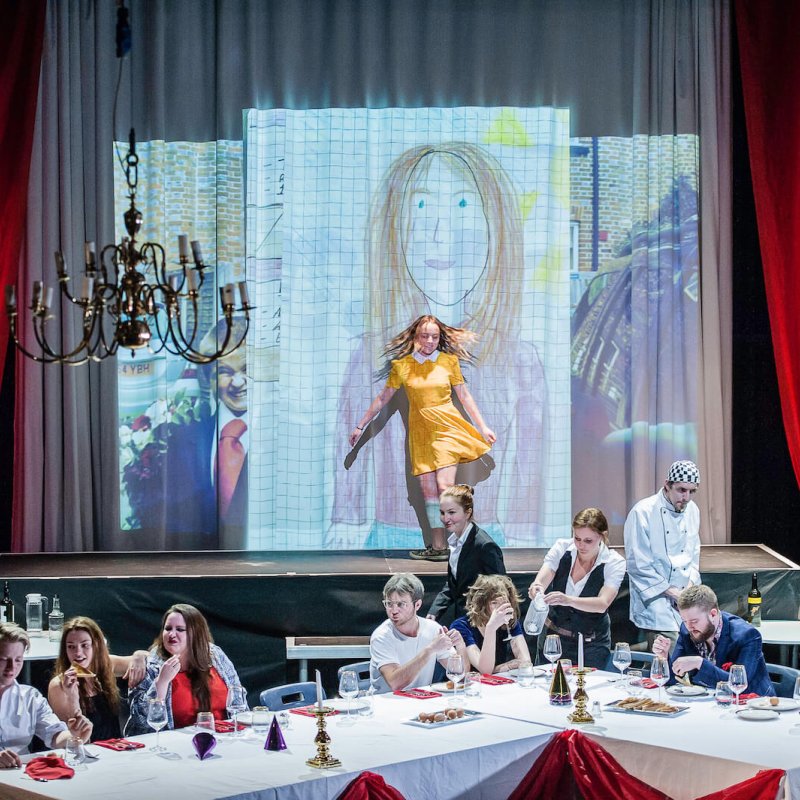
left=528, top=507, right=626, bottom=668
left=48, top=616, right=148, bottom=741
left=450, top=575, right=531, bottom=674
left=128, top=604, right=242, bottom=734
left=427, top=484, right=506, bottom=621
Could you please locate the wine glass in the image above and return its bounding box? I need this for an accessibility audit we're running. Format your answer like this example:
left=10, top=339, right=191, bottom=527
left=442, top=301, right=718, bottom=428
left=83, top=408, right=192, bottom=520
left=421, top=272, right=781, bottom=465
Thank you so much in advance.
left=225, top=684, right=248, bottom=736
left=612, top=643, right=632, bottom=681
left=543, top=635, right=562, bottom=675
left=446, top=654, right=465, bottom=703
left=728, top=664, right=747, bottom=710
left=649, top=657, right=669, bottom=701
left=338, top=670, right=359, bottom=725
left=502, top=607, right=515, bottom=642
left=146, top=698, right=168, bottom=752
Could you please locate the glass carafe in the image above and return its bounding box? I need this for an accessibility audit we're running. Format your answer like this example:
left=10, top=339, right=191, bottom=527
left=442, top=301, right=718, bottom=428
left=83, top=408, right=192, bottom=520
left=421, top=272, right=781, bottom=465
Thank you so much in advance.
left=25, top=593, right=49, bottom=634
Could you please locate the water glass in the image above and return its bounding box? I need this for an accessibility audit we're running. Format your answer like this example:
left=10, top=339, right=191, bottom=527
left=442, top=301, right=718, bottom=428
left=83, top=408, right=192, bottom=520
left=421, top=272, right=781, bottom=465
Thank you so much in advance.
left=64, top=736, right=85, bottom=768
left=251, top=706, right=270, bottom=735
left=195, top=711, right=215, bottom=732
left=357, top=688, right=375, bottom=717
left=715, top=681, right=734, bottom=715
left=559, top=659, right=572, bottom=674
left=465, top=675, right=483, bottom=700
left=627, top=669, right=644, bottom=697
left=277, top=711, right=291, bottom=730
left=517, top=662, right=535, bottom=688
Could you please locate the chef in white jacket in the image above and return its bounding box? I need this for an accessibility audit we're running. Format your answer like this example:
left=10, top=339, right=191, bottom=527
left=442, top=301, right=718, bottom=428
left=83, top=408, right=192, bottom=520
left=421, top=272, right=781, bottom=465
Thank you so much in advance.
left=624, top=461, right=701, bottom=651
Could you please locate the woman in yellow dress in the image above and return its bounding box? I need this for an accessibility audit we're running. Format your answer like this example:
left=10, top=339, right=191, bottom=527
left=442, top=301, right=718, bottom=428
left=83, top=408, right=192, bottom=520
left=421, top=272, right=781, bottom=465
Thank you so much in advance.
left=349, top=315, right=496, bottom=560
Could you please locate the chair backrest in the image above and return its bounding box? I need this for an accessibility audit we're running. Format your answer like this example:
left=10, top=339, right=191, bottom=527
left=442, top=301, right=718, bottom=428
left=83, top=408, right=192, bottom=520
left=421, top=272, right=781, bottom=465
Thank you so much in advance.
left=766, top=662, right=800, bottom=698
left=338, top=661, right=372, bottom=691
left=259, top=681, right=325, bottom=710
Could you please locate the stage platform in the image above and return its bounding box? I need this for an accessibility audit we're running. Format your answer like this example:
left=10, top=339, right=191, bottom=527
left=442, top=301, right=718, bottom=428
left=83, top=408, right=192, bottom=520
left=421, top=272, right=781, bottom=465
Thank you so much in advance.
left=2, top=544, right=798, bottom=703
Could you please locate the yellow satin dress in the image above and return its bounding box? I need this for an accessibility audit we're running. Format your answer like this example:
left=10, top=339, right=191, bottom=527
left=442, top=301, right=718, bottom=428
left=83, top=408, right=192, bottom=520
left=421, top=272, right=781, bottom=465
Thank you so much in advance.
left=386, top=353, right=491, bottom=476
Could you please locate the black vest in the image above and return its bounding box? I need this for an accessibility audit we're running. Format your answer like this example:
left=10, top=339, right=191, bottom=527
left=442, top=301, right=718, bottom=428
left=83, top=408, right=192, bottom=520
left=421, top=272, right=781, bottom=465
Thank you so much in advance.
left=547, top=550, right=610, bottom=637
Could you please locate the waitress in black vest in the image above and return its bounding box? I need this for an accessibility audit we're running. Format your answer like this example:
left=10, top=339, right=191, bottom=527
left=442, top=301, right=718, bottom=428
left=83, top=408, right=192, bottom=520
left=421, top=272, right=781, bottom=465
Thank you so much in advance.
left=528, top=508, right=626, bottom=668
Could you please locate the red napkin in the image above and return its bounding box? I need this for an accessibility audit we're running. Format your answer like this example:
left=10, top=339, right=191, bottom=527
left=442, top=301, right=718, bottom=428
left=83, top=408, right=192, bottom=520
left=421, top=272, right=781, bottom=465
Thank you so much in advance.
left=735, top=693, right=760, bottom=704
left=94, top=738, right=146, bottom=751
left=479, top=674, right=515, bottom=685
left=640, top=678, right=658, bottom=689
left=392, top=688, right=442, bottom=699
left=25, top=756, right=74, bottom=780
left=214, top=719, right=247, bottom=732
left=290, top=704, right=340, bottom=717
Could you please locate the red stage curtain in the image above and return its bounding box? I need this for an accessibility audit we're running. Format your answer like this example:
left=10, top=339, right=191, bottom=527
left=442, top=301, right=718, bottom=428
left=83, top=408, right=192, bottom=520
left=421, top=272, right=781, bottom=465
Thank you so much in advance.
left=736, top=0, right=800, bottom=490
left=695, top=769, right=785, bottom=800
left=0, top=0, right=46, bottom=382
left=336, top=771, right=406, bottom=800
left=508, top=729, right=670, bottom=800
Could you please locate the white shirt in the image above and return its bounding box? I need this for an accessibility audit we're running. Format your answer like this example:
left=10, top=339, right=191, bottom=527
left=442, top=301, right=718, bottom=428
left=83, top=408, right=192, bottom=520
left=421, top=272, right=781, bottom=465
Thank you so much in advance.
left=624, top=488, right=701, bottom=631
left=412, top=350, right=440, bottom=364
left=448, top=522, right=474, bottom=578
left=0, top=682, right=66, bottom=753
left=370, top=616, right=444, bottom=691
left=542, top=539, right=627, bottom=595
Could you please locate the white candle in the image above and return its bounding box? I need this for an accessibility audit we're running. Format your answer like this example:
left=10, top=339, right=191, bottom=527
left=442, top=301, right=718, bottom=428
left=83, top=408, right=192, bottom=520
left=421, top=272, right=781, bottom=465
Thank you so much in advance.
left=578, top=633, right=584, bottom=671
left=178, top=234, right=190, bottom=260
left=316, top=669, right=323, bottom=710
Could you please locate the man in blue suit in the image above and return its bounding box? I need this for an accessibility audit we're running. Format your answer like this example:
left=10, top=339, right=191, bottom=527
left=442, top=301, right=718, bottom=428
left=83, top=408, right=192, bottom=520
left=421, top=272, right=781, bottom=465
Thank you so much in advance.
left=653, top=584, right=775, bottom=696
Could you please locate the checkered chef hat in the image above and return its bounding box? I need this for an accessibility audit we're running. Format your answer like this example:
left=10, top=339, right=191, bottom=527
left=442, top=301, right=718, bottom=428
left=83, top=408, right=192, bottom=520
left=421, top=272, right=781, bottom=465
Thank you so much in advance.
left=667, top=460, right=700, bottom=485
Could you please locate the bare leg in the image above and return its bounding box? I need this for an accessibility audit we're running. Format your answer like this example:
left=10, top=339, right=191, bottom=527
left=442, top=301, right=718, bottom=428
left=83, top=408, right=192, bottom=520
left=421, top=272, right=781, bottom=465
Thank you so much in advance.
left=418, top=472, right=446, bottom=550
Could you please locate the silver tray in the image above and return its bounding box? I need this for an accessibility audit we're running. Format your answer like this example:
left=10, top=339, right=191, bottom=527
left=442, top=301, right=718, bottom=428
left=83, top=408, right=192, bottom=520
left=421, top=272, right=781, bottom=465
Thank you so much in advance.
left=604, top=699, right=690, bottom=718
left=403, top=709, right=482, bottom=728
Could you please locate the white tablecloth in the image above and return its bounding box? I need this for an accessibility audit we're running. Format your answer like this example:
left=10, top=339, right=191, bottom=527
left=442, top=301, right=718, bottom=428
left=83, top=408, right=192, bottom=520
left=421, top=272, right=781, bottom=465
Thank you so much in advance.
left=0, top=673, right=797, bottom=800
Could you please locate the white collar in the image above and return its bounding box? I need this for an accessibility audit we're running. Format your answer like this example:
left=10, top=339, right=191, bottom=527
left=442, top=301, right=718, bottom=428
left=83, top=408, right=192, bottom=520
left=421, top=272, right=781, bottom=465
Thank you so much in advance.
left=447, top=522, right=474, bottom=549
left=412, top=349, right=440, bottom=364
left=568, top=540, right=612, bottom=566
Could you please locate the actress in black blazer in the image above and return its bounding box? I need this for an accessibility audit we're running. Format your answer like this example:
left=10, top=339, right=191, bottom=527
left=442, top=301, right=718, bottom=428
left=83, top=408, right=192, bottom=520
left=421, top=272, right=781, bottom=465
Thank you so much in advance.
left=426, top=485, right=506, bottom=622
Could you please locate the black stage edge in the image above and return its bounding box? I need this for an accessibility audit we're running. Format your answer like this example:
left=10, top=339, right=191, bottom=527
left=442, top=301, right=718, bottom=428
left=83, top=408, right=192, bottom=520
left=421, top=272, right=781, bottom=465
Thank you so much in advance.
left=2, top=544, right=798, bottom=704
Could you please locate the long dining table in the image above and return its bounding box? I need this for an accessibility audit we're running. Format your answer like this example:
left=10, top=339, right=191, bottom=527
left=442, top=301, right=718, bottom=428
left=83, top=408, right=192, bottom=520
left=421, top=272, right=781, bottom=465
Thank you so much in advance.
left=0, top=671, right=798, bottom=800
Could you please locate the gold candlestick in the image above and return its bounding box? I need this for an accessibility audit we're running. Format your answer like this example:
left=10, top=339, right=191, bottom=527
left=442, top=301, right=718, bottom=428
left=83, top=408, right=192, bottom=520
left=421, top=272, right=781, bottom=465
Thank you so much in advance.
left=306, top=707, right=342, bottom=769
left=567, top=668, right=595, bottom=724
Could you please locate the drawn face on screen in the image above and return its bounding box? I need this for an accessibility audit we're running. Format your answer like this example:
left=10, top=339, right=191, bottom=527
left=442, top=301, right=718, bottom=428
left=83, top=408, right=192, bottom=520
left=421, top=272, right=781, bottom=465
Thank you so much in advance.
left=401, top=152, right=490, bottom=309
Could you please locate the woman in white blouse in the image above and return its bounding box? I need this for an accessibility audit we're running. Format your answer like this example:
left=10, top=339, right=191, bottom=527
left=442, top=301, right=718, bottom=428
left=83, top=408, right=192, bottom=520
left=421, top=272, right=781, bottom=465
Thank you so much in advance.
left=528, top=508, right=626, bottom=668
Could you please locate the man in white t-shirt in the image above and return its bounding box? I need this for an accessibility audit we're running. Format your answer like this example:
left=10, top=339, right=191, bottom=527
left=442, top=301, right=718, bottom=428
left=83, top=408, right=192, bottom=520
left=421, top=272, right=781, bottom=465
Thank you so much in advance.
left=370, top=573, right=467, bottom=692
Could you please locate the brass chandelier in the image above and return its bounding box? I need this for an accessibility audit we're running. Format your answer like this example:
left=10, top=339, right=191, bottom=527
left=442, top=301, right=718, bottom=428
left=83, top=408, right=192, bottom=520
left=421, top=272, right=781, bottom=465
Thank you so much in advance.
left=4, top=3, right=251, bottom=366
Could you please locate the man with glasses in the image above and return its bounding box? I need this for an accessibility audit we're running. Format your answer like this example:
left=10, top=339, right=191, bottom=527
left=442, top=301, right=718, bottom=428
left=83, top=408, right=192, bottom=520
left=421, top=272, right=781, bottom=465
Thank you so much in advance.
left=370, top=573, right=467, bottom=692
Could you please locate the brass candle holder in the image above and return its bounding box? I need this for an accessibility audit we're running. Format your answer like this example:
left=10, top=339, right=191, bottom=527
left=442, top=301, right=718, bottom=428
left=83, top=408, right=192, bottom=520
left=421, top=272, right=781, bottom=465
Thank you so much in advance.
left=567, top=668, right=595, bottom=724
left=306, top=706, right=342, bottom=769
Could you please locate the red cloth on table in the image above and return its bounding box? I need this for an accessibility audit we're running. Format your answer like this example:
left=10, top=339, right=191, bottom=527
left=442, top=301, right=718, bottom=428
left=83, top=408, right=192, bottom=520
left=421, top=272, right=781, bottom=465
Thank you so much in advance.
left=508, top=729, right=671, bottom=800
left=336, top=771, right=406, bottom=800
left=170, top=667, right=229, bottom=728
left=24, top=756, right=74, bottom=780
left=695, top=770, right=785, bottom=800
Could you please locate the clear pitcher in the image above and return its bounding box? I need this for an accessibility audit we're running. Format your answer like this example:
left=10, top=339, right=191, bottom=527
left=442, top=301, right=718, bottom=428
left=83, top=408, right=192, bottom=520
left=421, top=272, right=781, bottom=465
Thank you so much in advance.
left=25, top=593, right=49, bottom=634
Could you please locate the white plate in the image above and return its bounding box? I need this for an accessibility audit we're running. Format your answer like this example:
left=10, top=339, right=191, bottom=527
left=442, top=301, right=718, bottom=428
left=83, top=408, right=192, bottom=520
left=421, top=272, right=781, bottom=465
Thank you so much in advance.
left=507, top=667, right=548, bottom=678
left=430, top=682, right=466, bottom=693
left=747, top=697, right=799, bottom=712
left=736, top=708, right=780, bottom=721
left=666, top=685, right=708, bottom=698
left=404, top=709, right=481, bottom=728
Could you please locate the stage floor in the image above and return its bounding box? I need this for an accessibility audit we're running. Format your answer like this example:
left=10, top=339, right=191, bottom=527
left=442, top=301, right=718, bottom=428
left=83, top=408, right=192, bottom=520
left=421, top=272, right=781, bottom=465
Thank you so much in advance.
left=1, top=543, right=795, bottom=578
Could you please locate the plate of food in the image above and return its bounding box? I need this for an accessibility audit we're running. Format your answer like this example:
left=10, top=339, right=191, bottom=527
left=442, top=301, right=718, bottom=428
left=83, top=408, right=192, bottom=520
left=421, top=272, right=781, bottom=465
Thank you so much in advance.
left=430, top=681, right=467, bottom=693
left=404, top=708, right=481, bottom=728
left=736, top=708, right=780, bottom=721
left=605, top=697, right=689, bottom=717
left=746, top=697, right=799, bottom=712
left=666, top=685, right=709, bottom=698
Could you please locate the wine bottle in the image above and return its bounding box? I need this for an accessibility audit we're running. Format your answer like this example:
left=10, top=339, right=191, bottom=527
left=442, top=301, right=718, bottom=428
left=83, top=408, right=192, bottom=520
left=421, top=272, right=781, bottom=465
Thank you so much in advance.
left=1, top=581, right=14, bottom=624
left=48, top=595, right=64, bottom=642
left=747, top=572, right=762, bottom=627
